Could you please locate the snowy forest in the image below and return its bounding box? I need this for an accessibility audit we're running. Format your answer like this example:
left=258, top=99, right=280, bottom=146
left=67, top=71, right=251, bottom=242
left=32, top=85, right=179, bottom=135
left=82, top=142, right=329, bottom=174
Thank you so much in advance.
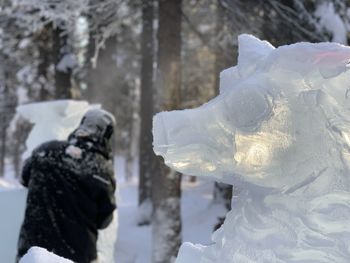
left=1, top=0, right=350, bottom=263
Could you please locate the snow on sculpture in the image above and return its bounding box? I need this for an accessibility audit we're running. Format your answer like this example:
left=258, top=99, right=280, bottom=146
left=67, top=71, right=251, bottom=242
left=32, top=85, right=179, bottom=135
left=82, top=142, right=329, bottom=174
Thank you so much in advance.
left=16, top=100, right=118, bottom=263
left=153, top=34, right=350, bottom=262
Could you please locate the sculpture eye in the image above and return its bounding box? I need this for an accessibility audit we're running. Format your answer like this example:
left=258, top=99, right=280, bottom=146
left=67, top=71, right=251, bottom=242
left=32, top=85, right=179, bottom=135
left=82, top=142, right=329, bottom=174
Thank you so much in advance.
left=224, top=86, right=272, bottom=133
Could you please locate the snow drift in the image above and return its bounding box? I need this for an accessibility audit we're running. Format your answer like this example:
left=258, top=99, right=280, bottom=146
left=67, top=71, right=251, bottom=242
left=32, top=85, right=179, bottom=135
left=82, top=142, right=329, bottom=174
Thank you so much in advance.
left=153, top=34, right=350, bottom=262
left=0, top=188, right=27, bottom=262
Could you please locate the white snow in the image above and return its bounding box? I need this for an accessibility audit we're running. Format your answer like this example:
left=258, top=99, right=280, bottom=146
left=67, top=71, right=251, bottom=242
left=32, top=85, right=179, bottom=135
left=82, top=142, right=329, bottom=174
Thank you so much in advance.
left=153, top=34, right=350, bottom=262
left=175, top=242, right=205, bottom=263
left=18, top=38, right=31, bottom=49
left=16, top=65, right=36, bottom=86
left=65, top=145, right=83, bottom=159
left=0, top=177, right=18, bottom=189
left=0, top=187, right=27, bottom=262
left=314, top=2, right=347, bottom=44
left=56, top=53, right=77, bottom=73
left=19, top=247, right=73, bottom=263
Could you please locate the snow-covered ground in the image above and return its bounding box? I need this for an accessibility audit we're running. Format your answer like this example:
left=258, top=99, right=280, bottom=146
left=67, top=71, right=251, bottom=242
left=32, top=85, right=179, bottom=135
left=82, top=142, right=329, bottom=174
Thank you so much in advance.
left=114, top=157, right=227, bottom=263
left=0, top=163, right=26, bottom=262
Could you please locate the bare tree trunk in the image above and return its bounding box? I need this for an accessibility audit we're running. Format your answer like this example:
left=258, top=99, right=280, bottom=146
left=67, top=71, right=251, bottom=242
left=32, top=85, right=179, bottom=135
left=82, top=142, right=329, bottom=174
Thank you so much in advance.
left=138, top=0, right=155, bottom=225
left=37, top=24, right=53, bottom=100
left=10, top=25, right=53, bottom=178
left=212, top=1, right=233, bottom=229
left=0, top=87, right=6, bottom=177
left=0, top=126, right=6, bottom=177
left=0, top=78, right=16, bottom=177
left=126, top=85, right=140, bottom=181
left=213, top=1, right=225, bottom=96
left=12, top=118, right=32, bottom=177
left=53, top=26, right=73, bottom=99
left=152, top=0, right=182, bottom=262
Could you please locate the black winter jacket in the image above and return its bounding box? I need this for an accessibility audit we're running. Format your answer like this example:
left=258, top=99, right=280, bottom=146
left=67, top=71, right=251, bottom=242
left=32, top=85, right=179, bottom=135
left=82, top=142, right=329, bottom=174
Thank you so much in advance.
left=17, top=138, right=116, bottom=263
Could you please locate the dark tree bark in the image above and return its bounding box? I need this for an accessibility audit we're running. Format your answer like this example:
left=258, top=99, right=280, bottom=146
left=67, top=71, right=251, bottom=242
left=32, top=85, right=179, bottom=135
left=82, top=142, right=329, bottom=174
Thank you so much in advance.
left=52, top=26, right=73, bottom=99
left=152, top=0, right=182, bottom=262
left=138, top=0, right=155, bottom=226
left=0, top=124, right=6, bottom=177
left=86, top=36, right=118, bottom=99
left=12, top=119, right=32, bottom=177
left=37, top=24, right=53, bottom=100
left=213, top=1, right=226, bottom=95
left=212, top=0, right=233, bottom=229
left=0, top=76, right=16, bottom=177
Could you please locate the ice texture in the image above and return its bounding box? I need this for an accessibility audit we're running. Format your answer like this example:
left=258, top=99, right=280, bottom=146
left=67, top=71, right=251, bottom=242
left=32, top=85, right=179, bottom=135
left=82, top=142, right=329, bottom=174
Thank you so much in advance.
left=16, top=100, right=117, bottom=263
left=153, top=34, right=350, bottom=262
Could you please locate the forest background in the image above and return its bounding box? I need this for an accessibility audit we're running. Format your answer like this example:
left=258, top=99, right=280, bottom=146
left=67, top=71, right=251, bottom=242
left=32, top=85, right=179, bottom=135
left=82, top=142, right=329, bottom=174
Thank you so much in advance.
left=1, top=0, right=350, bottom=262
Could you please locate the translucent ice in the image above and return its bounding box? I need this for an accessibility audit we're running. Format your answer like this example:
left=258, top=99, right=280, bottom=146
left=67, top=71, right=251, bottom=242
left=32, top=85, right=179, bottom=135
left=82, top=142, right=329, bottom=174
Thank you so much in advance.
left=153, top=34, right=350, bottom=262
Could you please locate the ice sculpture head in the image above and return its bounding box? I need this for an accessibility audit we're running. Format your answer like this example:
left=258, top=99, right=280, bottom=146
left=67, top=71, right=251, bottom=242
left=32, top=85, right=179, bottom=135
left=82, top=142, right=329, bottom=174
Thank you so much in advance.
left=153, top=34, right=350, bottom=190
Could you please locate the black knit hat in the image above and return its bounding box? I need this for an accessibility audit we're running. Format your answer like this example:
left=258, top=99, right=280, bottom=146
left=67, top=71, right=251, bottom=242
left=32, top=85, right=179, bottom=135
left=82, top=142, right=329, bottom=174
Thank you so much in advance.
left=69, top=108, right=116, bottom=159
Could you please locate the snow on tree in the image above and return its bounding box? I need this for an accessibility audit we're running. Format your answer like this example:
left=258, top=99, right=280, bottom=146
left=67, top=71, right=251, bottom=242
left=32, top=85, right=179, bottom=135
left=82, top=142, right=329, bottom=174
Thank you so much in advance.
left=10, top=0, right=87, bottom=98
left=0, top=0, right=141, bottom=172
left=153, top=34, right=350, bottom=262
left=0, top=78, right=16, bottom=176
left=221, top=0, right=350, bottom=46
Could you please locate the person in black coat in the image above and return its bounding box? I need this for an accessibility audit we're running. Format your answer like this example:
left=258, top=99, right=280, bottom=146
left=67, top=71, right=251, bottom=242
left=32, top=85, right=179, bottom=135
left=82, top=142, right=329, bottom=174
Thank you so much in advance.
left=17, top=109, right=117, bottom=263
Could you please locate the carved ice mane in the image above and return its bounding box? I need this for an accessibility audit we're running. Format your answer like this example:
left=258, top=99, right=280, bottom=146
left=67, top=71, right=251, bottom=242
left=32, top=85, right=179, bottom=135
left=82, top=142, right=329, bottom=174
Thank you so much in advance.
left=153, top=35, right=350, bottom=262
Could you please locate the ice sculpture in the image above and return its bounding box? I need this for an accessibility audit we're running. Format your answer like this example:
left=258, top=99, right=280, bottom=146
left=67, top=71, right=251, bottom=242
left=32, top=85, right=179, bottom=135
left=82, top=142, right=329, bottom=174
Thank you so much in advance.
left=16, top=100, right=117, bottom=263
left=153, top=35, right=350, bottom=262
left=17, top=100, right=93, bottom=159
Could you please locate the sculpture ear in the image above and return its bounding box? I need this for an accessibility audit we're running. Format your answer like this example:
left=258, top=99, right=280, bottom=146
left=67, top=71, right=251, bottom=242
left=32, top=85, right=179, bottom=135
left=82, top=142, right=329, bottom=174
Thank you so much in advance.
left=219, top=35, right=275, bottom=94
left=237, top=34, right=275, bottom=77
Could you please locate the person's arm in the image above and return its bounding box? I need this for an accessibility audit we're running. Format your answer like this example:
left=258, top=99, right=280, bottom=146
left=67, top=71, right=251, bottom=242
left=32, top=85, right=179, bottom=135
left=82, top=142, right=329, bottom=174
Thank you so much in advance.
left=96, top=167, right=117, bottom=229
left=20, top=141, right=55, bottom=187
left=20, top=157, right=34, bottom=187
